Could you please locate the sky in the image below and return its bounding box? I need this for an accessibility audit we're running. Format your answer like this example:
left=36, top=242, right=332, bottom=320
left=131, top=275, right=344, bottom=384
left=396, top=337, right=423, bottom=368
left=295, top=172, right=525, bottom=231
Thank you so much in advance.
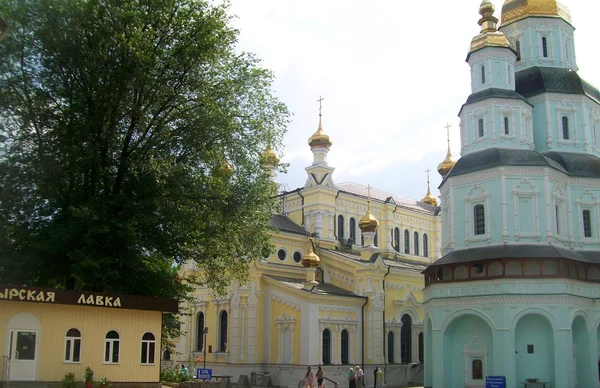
left=228, top=0, right=600, bottom=202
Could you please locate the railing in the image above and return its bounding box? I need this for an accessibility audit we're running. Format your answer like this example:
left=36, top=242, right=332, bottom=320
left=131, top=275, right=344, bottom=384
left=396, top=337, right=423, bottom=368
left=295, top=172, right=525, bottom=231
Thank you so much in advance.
left=324, top=376, right=339, bottom=388
left=1, top=355, right=10, bottom=388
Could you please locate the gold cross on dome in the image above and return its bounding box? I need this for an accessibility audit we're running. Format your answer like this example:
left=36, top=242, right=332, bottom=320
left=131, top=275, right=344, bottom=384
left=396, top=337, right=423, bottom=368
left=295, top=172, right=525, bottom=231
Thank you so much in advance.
left=425, top=168, right=431, bottom=184
left=317, top=95, right=324, bottom=116
left=444, top=123, right=452, bottom=144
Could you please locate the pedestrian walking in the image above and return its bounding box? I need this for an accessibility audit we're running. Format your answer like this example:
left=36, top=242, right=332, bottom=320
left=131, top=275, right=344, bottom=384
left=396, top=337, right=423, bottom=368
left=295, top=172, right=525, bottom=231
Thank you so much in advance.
left=316, top=366, right=324, bottom=388
left=304, top=366, right=315, bottom=388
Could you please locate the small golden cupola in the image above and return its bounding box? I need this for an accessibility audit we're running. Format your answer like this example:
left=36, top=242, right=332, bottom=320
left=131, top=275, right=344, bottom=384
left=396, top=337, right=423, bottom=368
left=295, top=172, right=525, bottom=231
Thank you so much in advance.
left=421, top=169, right=438, bottom=206
left=214, top=160, right=234, bottom=178
left=500, top=0, right=572, bottom=28
left=437, top=123, right=457, bottom=179
left=301, top=238, right=321, bottom=268
left=260, top=145, right=280, bottom=167
left=308, top=96, right=332, bottom=151
left=359, top=186, right=379, bottom=234
left=468, top=0, right=512, bottom=57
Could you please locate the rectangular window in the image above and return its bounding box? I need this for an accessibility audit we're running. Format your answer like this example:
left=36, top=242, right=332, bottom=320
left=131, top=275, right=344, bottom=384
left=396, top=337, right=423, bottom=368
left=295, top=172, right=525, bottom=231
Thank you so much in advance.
left=478, top=118, right=484, bottom=137
left=555, top=204, right=560, bottom=235
left=474, top=205, right=485, bottom=235
left=515, top=40, right=521, bottom=61
left=481, top=65, right=485, bottom=84
left=562, top=116, right=570, bottom=140
left=583, top=210, right=592, bottom=238
left=527, top=344, right=534, bottom=354
left=64, top=329, right=81, bottom=363
left=504, top=117, right=509, bottom=135
left=542, top=36, right=548, bottom=58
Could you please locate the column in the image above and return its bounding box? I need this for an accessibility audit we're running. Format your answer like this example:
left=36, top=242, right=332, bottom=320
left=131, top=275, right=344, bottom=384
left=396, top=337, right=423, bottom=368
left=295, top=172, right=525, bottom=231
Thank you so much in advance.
left=315, top=212, right=323, bottom=237
left=431, top=329, right=444, bottom=388
left=247, top=289, right=258, bottom=363
left=240, top=306, right=246, bottom=361
left=554, top=329, right=574, bottom=388
left=587, top=327, right=600, bottom=388
left=492, top=330, right=515, bottom=382
left=328, top=211, right=335, bottom=240
left=230, top=292, right=240, bottom=362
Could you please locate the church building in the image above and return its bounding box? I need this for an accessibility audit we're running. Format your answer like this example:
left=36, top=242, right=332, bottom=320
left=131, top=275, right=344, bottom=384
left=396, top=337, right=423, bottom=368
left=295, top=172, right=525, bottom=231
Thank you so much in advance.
left=423, top=1, right=600, bottom=387
left=174, top=103, right=442, bottom=387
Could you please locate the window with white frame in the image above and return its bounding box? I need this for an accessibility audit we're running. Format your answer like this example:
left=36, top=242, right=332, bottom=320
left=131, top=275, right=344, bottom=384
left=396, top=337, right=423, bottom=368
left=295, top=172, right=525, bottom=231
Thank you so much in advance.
left=555, top=203, right=561, bottom=235
left=141, top=332, right=156, bottom=364
left=413, top=232, right=419, bottom=256
left=541, top=36, right=549, bottom=58
left=481, top=65, right=485, bottom=84
left=404, top=229, right=410, bottom=254
left=478, top=118, right=484, bottom=137
left=64, top=328, right=81, bottom=363
left=463, top=334, right=488, bottom=387
left=219, top=310, right=228, bottom=352
left=474, top=204, right=485, bottom=235
left=583, top=210, right=592, bottom=238
left=562, top=116, right=570, bottom=140
left=104, top=330, right=120, bottom=364
left=504, top=116, right=510, bottom=135
left=515, top=40, right=521, bottom=61
left=465, top=184, right=490, bottom=241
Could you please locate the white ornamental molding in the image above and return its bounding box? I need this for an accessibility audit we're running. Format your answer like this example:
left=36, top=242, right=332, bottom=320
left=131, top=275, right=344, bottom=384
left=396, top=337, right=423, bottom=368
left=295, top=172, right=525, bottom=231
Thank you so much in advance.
left=271, top=238, right=305, bottom=247
left=425, top=294, right=594, bottom=308
left=320, top=307, right=357, bottom=315
left=271, top=295, right=301, bottom=311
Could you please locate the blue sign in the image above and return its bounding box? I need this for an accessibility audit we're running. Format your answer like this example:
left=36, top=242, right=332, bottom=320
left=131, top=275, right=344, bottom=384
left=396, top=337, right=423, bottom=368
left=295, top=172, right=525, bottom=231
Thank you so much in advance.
left=196, top=368, right=212, bottom=380
left=486, top=376, right=506, bottom=388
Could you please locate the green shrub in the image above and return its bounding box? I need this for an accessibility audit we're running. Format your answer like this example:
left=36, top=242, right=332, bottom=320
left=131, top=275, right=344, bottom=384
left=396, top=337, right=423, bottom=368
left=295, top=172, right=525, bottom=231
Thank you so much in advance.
left=61, top=372, right=77, bottom=388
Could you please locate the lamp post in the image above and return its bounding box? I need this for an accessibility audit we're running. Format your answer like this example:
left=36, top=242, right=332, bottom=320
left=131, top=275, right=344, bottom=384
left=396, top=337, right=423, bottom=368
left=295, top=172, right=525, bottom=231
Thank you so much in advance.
left=203, top=327, right=209, bottom=370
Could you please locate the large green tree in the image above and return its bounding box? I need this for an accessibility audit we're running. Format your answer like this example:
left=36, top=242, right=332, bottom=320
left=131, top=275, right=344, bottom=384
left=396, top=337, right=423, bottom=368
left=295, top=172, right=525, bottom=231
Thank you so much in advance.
left=0, top=0, right=288, bottom=301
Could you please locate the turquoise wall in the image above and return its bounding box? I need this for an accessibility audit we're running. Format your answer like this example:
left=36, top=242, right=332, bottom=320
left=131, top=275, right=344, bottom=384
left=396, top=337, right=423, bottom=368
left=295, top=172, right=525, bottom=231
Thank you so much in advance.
left=515, top=314, right=554, bottom=386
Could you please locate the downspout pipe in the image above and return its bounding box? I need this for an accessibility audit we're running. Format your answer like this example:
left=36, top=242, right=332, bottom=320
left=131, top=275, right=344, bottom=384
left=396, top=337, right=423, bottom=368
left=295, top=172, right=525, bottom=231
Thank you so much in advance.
left=361, top=295, right=369, bottom=373
left=298, top=190, right=305, bottom=225
left=382, top=263, right=391, bottom=381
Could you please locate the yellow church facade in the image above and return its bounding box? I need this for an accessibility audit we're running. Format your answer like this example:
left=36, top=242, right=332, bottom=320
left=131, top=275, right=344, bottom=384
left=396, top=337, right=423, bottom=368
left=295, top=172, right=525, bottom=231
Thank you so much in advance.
left=174, top=108, right=445, bottom=387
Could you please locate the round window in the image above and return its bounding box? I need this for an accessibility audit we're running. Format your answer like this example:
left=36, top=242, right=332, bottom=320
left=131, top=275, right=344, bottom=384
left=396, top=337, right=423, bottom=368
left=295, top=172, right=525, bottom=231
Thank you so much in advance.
left=277, top=249, right=287, bottom=261
left=293, top=251, right=302, bottom=263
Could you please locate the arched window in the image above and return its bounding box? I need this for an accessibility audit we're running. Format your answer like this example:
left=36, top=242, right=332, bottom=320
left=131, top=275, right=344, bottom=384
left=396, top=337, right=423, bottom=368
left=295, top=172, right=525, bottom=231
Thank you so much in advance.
left=404, top=229, right=410, bottom=254
left=515, top=40, right=521, bottom=61
left=478, top=118, right=484, bottom=137
left=322, top=329, right=331, bottom=364
left=141, top=332, right=156, bottom=364
left=481, top=65, right=485, bottom=84
left=474, top=204, right=485, bottom=235
left=361, top=235, right=364, bottom=246
left=394, top=228, right=400, bottom=252
left=341, top=329, right=349, bottom=364
left=349, top=218, right=356, bottom=244
left=418, top=332, right=424, bottom=363
left=374, top=232, right=378, bottom=247
left=472, top=359, right=483, bottom=380
left=104, top=330, right=120, bottom=364
left=219, top=310, right=228, bottom=352
left=542, top=37, right=548, bottom=58
left=196, top=312, right=205, bottom=351
left=583, top=210, right=592, bottom=237
left=400, top=315, right=412, bottom=363
left=162, top=349, right=171, bottom=361
left=64, top=328, right=81, bottom=363
left=562, top=116, right=569, bottom=139
left=413, top=232, right=419, bottom=256
left=423, top=234, right=429, bottom=257
left=387, top=331, right=394, bottom=363
left=338, top=215, right=344, bottom=241
left=504, top=117, right=509, bottom=135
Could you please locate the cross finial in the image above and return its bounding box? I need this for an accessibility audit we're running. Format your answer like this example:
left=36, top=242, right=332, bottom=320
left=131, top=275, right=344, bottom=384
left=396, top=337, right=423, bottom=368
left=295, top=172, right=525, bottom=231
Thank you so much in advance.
left=367, top=184, right=372, bottom=212
left=444, top=123, right=452, bottom=145
left=317, top=95, right=324, bottom=116
left=425, top=168, right=431, bottom=184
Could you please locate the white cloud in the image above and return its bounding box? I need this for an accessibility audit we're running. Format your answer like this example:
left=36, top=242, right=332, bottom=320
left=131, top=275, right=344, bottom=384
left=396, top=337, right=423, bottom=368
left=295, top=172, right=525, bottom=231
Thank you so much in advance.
left=229, top=0, right=600, bottom=201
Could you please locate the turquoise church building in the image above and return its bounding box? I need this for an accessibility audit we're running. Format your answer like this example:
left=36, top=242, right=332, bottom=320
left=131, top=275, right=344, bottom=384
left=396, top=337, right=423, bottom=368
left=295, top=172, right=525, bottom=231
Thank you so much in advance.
left=423, top=0, right=600, bottom=387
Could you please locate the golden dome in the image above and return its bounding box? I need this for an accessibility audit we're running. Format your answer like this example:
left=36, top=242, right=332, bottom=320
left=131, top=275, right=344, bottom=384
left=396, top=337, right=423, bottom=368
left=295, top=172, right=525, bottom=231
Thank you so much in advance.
left=308, top=114, right=332, bottom=150
left=359, top=187, right=379, bottom=234
left=500, top=0, right=572, bottom=28
left=260, top=146, right=279, bottom=167
left=301, top=239, right=320, bottom=268
left=437, top=145, right=456, bottom=179
left=468, top=0, right=511, bottom=56
left=214, top=160, right=233, bottom=178
left=421, top=170, right=438, bottom=206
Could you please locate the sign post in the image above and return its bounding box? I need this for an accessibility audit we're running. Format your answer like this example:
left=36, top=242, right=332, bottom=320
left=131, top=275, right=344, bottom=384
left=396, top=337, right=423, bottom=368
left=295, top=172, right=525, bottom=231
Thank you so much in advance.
left=196, top=368, right=212, bottom=381
left=486, top=376, right=506, bottom=388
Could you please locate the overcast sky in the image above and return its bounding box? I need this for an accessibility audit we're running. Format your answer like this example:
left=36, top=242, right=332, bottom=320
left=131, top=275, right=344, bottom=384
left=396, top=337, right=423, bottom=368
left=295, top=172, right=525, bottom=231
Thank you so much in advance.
left=229, top=0, right=600, bottom=202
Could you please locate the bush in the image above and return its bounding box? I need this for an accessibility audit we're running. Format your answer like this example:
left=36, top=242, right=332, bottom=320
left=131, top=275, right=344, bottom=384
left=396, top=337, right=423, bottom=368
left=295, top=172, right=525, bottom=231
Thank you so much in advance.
left=161, top=364, right=193, bottom=382
left=61, top=372, right=77, bottom=388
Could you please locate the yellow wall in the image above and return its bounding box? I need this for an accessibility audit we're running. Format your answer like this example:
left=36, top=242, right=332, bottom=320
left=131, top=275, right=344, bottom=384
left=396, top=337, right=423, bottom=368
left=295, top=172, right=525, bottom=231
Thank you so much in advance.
left=1, top=301, right=162, bottom=382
